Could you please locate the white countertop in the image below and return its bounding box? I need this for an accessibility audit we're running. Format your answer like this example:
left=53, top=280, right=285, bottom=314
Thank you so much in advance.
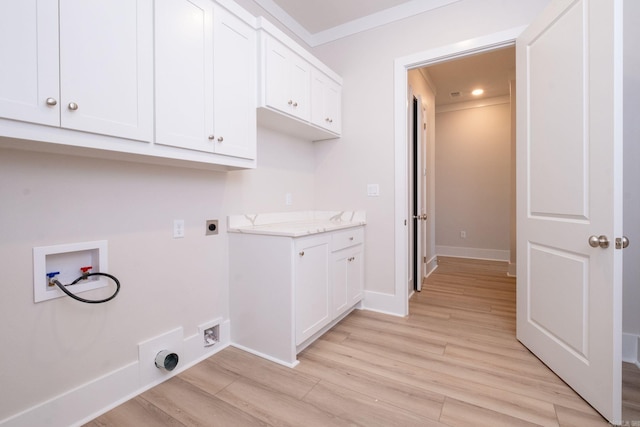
left=227, top=210, right=366, bottom=237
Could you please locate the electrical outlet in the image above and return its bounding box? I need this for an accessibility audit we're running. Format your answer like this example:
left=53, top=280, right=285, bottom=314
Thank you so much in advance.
left=460, top=230, right=467, bottom=239
left=173, top=220, right=185, bottom=238
left=205, top=219, right=218, bottom=235
left=285, top=193, right=292, bottom=206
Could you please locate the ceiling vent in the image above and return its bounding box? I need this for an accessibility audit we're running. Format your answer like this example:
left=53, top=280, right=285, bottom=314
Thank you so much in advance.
left=449, top=91, right=462, bottom=98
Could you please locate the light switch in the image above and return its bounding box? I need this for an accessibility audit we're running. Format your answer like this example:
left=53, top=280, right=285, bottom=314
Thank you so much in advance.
left=367, top=184, right=380, bottom=197
left=173, top=219, right=185, bottom=238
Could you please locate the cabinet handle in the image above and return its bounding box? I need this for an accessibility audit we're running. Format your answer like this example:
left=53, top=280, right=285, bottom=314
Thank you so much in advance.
left=299, top=251, right=304, bottom=256
left=349, top=237, right=354, bottom=241
left=208, top=135, right=215, bottom=140
left=288, top=100, right=293, bottom=105
left=46, top=97, right=57, bottom=106
left=217, top=136, right=224, bottom=142
left=68, top=102, right=78, bottom=111
left=325, top=117, right=333, bottom=123
left=293, top=102, right=298, bottom=107
left=348, top=257, right=355, bottom=262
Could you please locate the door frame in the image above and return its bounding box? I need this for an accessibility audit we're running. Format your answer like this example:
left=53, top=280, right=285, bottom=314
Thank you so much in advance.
left=392, top=26, right=526, bottom=316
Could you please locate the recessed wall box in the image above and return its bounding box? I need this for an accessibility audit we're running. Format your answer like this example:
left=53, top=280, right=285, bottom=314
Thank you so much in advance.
left=33, top=240, right=108, bottom=303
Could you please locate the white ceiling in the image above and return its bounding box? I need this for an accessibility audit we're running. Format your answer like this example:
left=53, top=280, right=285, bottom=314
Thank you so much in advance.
left=253, top=0, right=462, bottom=47
left=425, top=47, right=515, bottom=106
left=254, top=0, right=515, bottom=106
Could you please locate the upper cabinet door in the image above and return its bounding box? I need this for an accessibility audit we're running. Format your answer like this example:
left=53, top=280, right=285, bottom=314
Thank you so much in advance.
left=0, top=0, right=60, bottom=127
left=212, top=6, right=256, bottom=159
left=59, top=0, right=153, bottom=142
left=264, top=36, right=310, bottom=121
left=155, top=0, right=215, bottom=152
left=311, top=69, right=342, bottom=134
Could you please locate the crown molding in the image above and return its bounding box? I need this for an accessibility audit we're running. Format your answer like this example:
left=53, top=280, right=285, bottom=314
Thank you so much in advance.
left=254, top=0, right=462, bottom=47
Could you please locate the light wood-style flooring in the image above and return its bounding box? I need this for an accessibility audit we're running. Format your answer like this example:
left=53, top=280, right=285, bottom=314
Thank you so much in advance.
left=87, top=257, right=637, bottom=426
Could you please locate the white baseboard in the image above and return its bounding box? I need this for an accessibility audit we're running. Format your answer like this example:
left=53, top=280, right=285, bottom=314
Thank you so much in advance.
left=507, top=261, right=517, bottom=277
left=426, top=255, right=438, bottom=278
left=622, top=332, right=640, bottom=366
left=362, top=290, right=406, bottom=317
left=436, top=245, right=510, bottom=262
left=1, top=320, right=231, bottom=427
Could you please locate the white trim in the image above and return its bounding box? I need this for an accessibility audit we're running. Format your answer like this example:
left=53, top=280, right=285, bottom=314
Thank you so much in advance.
left=507, top=262, right=517, bottom=277
left=361, top=290, right=407, bottom=317
left=393, top=27, right=526, bottom=318
left=622, top=333, right=640, bottom=366
left=436, top=245, right=510, bottom=262
left=230, top=343, right=299, bottom=368
left=1, top=322, right=231, bottom=427
left=254, top=0, right=462, bottom=47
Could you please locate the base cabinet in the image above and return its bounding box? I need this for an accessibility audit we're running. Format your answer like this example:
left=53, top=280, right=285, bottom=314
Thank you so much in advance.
left=294, top=236, right=331, bottom=345
left=229, top=226, right=364, bottom=366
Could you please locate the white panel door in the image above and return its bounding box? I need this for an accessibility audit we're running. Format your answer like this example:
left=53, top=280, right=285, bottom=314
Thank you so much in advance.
left=155, top=0, right=214, bottom=152
left=0, top=0, right=59, bottom=126
left=212, top=7, right=256, bottom=159
left=516, top=0, right=623, bottom=423
left=59, top=0, right=153, bottom=142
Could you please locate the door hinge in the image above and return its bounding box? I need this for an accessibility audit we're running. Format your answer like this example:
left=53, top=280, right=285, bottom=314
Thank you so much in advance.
left=423, top=256, right=427, bottom=263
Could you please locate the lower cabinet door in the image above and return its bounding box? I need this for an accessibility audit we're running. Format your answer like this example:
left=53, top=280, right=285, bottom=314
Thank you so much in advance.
left=295, top=236, right=331, bottom=345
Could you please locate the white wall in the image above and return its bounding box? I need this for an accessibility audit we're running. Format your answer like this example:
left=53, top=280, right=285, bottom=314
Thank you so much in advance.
left=310, top=0, right=551, bottom=300
left=0, top=0, right=555, bottom=421
left=434, top=101, right=511, bottom=260
left=623, top=0, right=640, bottom=357
left=0, top=126, right=314, bottom=422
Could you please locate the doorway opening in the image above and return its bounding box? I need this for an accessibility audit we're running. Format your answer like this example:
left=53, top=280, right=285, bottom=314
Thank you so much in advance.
left=405, top=46, right=516, bottom=305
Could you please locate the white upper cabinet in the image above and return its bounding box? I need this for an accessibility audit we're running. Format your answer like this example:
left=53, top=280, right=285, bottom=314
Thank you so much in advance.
left=0, top=0, right=153, bottom=142
left=0, top=0, right=59, bottom=127
left=155, top=0, right=256, bottom=159
left=212, top=7, right=257, bottom=159
left=155, top=0, right=215, bottom=152
left=59, top=0, right=153, bottom=142
left=257, top=20, right=343, bottom=141
left=264, top=36, right=310, bottom=122
left=311, top=69, right=342, bottom=135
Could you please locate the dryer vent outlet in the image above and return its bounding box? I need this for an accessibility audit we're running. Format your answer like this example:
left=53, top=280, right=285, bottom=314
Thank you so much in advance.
left=155, top=350, right=179, bottom=371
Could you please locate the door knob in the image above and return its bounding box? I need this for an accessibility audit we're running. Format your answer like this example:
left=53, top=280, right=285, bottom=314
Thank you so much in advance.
left=615, top=236, right=630, bottom=249
left=588, top=235, right=610, bottom=249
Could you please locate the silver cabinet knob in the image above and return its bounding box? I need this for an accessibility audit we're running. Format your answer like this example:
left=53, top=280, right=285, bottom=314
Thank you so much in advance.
left=208, top=135, right=215, bottom=140
left=288, top=100, right=293, bottom=105
left=325, top=117, right=333, bottom=123
left=588, top=235, right=610, bottom=249
left=217, top=136, right=223, bottom=142
left=68, top=102, right=78, bottom=111
left=46, top=97, right=57, bottom=106
left=292, top=102, right=298, bottom=107
left=299, top=251, right=304, bottom=256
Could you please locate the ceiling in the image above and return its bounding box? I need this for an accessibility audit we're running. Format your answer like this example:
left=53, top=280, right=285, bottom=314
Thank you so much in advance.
left=424, top=47, right=515, bottom=106
left=254, top=0, right=514, bottom=106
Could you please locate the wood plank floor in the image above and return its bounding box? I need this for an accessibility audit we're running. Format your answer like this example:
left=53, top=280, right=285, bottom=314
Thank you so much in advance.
left=87, top=257, right=634, bottom=426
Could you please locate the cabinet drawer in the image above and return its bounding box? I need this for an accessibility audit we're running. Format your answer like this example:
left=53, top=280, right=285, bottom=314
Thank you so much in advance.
left=331, top=227, right=364, bottom=252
